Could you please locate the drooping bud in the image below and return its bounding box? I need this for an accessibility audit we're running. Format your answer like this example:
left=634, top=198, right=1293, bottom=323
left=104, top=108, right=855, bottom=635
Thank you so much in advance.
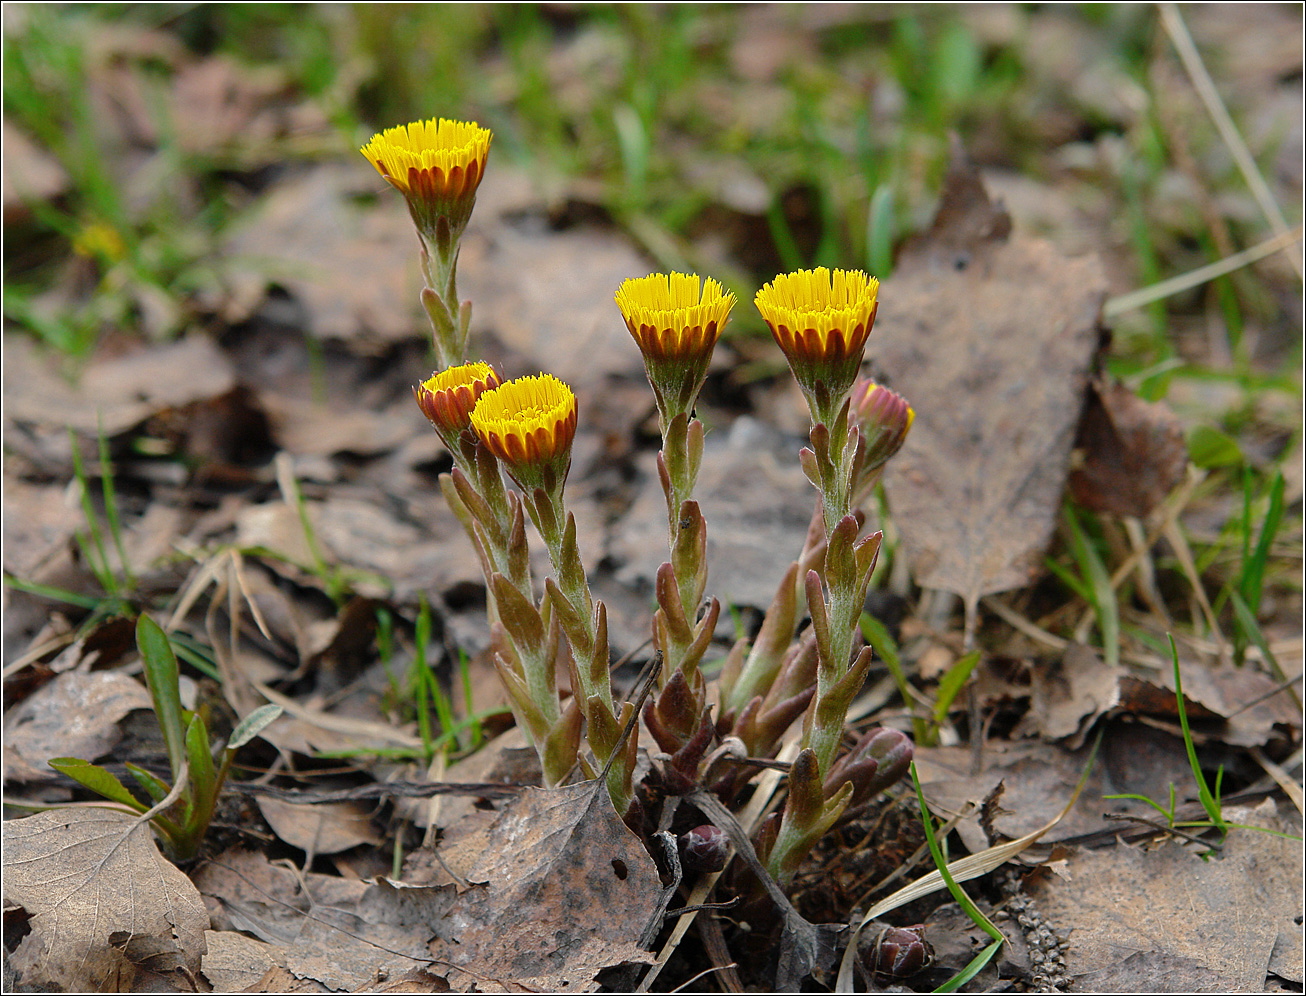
left=850, top=379, right=913, bottom=475
left=824, top=726, right=913, bottom=808
left=679, top=824, right=730, bottom=873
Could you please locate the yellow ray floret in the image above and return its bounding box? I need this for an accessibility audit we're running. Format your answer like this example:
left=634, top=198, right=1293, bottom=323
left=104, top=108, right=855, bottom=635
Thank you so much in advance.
left=360, top=118, right=492, bottom=200
left=754, top=267, right=879, bottom=364
left=615, top=273, right=737, bottom=362
left=470, top=374, right=578, bottom=471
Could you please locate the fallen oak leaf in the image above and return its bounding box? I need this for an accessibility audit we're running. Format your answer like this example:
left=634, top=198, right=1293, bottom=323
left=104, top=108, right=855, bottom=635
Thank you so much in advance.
left=1068, top=376, right=1188, bottom=518
left=2, top=808, right=208, bottom=991
left=416, top=779, right=663, bottom=992
left=875, top=140, right=1108, bottom=607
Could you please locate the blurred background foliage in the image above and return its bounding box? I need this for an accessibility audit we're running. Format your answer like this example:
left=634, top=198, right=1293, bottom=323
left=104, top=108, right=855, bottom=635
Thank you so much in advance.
left=3, top=2, right=1301, bottom=529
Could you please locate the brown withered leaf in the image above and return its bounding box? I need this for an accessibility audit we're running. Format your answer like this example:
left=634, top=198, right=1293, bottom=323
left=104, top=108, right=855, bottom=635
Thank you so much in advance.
left=3, top=670, right=152, bottom=783
left=1119, top=657, right=1301, bottom=748
left=417, top=780, right=661, bottom=992
left=1012, top=643, right=1124, bottom=747
left=220, top=162, right=422, bottom=349
left=3, top=808, right=209, bottom=991
left=457, top=191, right=654, bottom=392
left=875, top=141, right=1107, bottom=604
left=1029, top=799, right=1301, bottom=992
left=255, top=796, right=383, bottom=857
left=195, top=847, right=445, bottom=991
left=3, top=332, right=237, bottom=444
left=1069, top=376, right=1188, bottom=517
left=913, top=727, right=1192, bottom=854
left=2, top=118, right=70, bottom=225
left=200, top=930, right=288, bottom=992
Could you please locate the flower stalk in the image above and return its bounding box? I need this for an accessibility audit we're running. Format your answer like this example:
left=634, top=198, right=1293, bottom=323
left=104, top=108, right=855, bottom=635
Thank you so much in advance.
left=468, top=373, right=633, bottom=814
left=617, top=274, right=735, bottom=770
left=749, top=267, right=913, bottom=879
left=362, top=118, right=491, bottom=368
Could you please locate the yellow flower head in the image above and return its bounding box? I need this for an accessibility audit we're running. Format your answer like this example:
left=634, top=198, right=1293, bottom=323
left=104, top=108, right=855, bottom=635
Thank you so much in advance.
left=470, top=374, right=578, bottom=494
left=415, top=361, right=501, bottom=441
left=754, top=267, right=879, bottom=426
left=360, top=118, right=492, bottom=251
left=849, top=379, right=914, bottom=474
left=616, top=272, right=736, bottom=424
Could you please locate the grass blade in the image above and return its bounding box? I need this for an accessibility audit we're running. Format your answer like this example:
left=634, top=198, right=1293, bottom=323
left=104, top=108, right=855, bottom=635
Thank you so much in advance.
left=933, top=650, right=981, bottom=729
left=1064, top=505, right=1119, bottom=668
left=97, top=422, right=135, bottom=590
left=1169, top=634, right=1227, bottom=837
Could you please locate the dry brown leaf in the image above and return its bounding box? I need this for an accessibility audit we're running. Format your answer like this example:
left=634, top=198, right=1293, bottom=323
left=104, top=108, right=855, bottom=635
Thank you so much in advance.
left=453, top=164, right=651, bottom=392
left=3, top=670, right=152, bottom=782
left=3, top=808, right=208, bottom=991
left=220, top=163, right=421, bottom=348
left=197, top=848, right=444, bottom=991
left=1014, top=643, right=1124, bottom=746
left=200, top=929, right=288, bottom=992
left=1119, top=658, right=1302, bottom=747
left=4, top=333, right=237, bottom=438
left=1028, top=799, right=1302, bottom=992
left=0, top=476, right=85, bottom=581
left=262, top=393, right=417, bottom=459
left=255, top=796, right=383, bottom=856
left=2, top=118, right=70, bottom=225
left=914, top=731, right=1191, bottom=854
left=1069, top=376, right=1189, bottom=517
left=876, top=142, right=1107, bottom=603
left=418, top=780, right=661, bottom=992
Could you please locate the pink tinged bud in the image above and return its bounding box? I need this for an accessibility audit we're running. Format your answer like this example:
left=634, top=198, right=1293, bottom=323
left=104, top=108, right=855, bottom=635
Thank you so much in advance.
left=824, top=726, right=913, bottom=806
left=679, top=824, right=730, bottom=873
left=850, top=380, right=914, bottom=471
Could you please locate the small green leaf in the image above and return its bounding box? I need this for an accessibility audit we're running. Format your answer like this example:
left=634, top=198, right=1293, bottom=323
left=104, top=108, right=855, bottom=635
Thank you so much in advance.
left=228, top=704, right=283, bottom=750
left=1169, top=635, right=1226, bottom=836
left=1065, top=506, right=1119, bottom=669
left=48, top=758, right=147, bottom=812
left=935, top=938, right=1003, bottom=993
left=185, top=714, right=215, bottom=814
left=1240, top=472, right=1285, bottom=616
left=1187, top=425, right=1243, bottom=468
left=125, top=762, right=172, bottom=805
left=136, top=613, right=186, bottom=782
left=867, top=183, right=896, bottom=277
left=933, top=650, right=981, bottom=726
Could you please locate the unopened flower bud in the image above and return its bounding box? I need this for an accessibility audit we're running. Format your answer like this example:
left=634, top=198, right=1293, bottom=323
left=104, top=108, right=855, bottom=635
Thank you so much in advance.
left=850, top=380, right=913, bottom=472
left=824, top=727, right=913, bottom=807
left=679, top=824, right=729, bottom=873
left=862, top=925, right=932, bottom=978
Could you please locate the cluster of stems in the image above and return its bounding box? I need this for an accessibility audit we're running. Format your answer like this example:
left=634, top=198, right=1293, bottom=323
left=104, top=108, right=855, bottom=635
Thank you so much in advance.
left=368, top=118, right=915, bottom=876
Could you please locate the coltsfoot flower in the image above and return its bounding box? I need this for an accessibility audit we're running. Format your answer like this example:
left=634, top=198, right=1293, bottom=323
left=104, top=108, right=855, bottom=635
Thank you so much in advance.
left=616, top=272, right=736, bottom=425
left=416, top=361, right=502, bottom=442
left=470, top=373, right=577, bottom=496
left=360, top=118, right=492, bottom=251
left=754, top=267, right=879, bottom=427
